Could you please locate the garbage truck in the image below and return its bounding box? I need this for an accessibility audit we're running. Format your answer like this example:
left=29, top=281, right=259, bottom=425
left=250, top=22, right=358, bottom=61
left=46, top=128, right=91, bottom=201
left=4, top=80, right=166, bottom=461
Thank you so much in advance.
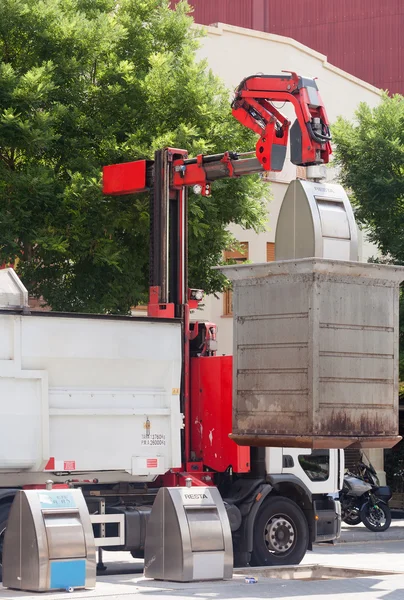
left=0, top=72, right=400, bottom=577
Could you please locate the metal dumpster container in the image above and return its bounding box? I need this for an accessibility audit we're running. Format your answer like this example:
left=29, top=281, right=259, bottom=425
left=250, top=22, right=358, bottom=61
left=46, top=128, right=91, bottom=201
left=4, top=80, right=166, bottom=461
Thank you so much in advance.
left=218, top=258, right=404, bottom=449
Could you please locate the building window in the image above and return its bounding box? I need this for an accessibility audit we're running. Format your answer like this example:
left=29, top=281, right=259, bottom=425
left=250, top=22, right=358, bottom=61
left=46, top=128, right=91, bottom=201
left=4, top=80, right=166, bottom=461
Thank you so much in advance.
left=223, top=288, right=233, bottom=317
left=223, top=242, right=248, bottom=316
left=266, top=242, right=275, bottom=262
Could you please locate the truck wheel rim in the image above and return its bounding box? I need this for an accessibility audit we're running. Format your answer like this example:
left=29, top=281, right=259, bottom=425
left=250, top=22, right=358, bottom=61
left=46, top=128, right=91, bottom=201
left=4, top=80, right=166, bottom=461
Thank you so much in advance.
left=264, top=515, right=295, bottom=553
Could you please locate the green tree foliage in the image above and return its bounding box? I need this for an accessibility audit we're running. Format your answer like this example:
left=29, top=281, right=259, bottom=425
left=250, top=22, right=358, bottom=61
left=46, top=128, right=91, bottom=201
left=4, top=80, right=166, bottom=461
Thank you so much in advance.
left=333, top=94, right=404, bottom=377
left=0, top=0, right=268, bottom=313
left=332, top=94, right=404, bottom=259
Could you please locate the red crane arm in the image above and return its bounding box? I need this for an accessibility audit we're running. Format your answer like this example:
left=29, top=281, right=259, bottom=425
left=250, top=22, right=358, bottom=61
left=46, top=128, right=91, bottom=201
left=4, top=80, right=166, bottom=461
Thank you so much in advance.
left=231, top=71, right=332, bottom=172
left=103, top=72, right=332, bottom=199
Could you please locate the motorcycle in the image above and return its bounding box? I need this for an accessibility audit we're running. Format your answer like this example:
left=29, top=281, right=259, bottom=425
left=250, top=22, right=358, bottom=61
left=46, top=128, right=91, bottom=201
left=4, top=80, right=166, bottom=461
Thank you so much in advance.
left=340, top=462, right=392, bottom=532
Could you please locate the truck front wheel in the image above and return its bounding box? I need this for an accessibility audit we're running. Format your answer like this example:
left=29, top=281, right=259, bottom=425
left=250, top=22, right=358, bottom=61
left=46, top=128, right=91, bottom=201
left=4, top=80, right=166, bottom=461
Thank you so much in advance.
left=251, top=496, right=309, bottom=566
left=0, top=503, right=12, bottom=583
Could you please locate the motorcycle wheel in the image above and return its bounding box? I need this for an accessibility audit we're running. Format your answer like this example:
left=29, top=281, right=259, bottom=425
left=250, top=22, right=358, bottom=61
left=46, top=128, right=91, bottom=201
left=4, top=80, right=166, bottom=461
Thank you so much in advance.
left=360, top=501, right=391, bottom=532
left=344, top=513, right=362, bottom=526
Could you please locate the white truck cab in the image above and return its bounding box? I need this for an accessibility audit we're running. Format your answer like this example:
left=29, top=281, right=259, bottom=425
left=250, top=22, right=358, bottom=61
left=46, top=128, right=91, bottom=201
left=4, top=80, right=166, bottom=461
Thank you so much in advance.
left=266, top=448, right=344, bottom=496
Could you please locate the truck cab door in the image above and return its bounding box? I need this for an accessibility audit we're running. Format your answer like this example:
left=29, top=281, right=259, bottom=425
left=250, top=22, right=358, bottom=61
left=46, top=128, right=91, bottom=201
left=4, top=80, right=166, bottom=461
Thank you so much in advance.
left=265, top=448, right=342, bottom=494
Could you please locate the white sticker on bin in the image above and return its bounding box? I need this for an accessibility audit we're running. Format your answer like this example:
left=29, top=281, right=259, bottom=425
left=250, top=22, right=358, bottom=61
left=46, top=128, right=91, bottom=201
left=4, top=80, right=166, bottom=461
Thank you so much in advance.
left=38, top=492, right=77, bottom=509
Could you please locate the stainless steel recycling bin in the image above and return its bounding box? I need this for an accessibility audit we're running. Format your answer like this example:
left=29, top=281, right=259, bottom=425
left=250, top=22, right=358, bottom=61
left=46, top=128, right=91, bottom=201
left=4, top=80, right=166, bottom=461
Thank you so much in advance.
left=144, top=486, right=233, bottom=582
left=2, top=489, right=96, bottom=591
left=275, top=179, right=358, bottom=262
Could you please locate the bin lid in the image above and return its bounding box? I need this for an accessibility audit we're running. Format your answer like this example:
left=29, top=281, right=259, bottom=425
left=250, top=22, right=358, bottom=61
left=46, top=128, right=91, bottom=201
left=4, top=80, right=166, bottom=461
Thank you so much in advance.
left=0, top=268, right=29, bottom=309
left=216, top=257, right=404, bottom=284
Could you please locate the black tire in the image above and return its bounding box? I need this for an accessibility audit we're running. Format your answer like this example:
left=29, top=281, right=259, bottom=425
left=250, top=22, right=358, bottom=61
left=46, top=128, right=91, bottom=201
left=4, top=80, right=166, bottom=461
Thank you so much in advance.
left=344, top=512, right=362, bottom=526
left=0, top=503, right=12, bottom=583
left=360, top=501, right=392, bottom=532
left=251, top=496, right=309, bottom=566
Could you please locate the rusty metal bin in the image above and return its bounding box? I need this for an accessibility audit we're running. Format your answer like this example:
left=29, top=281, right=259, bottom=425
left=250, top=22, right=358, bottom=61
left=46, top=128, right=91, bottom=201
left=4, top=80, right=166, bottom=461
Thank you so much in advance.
left=219, top=258, right=404, bottom=450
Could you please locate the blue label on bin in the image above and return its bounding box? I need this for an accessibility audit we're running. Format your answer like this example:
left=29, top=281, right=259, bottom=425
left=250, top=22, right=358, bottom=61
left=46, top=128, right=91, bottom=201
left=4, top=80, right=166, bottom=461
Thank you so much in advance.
left=38, top=491, right=76, bottom=509
left=50, top=560, right=86, bottom=589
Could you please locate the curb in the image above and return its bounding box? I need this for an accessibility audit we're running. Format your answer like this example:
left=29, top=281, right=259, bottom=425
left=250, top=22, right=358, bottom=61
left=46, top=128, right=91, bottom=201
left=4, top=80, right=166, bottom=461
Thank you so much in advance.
left=320, top=538, right=404, bottom=546
left=330, top=527, right=404, bottom=545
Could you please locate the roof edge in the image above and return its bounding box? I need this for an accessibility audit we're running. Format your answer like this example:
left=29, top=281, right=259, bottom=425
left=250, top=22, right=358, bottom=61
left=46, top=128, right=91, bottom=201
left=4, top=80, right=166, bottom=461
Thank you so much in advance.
left=194, top=22, right=382, bottom=96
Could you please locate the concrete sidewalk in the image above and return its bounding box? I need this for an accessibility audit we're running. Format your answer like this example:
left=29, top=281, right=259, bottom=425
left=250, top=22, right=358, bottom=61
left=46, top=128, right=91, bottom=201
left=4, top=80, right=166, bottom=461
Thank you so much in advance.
left=3, top=529, right=404, bottom=599
left=3, top=541, right=404, bottom=600
left=2, top=566, right=404, bottom=600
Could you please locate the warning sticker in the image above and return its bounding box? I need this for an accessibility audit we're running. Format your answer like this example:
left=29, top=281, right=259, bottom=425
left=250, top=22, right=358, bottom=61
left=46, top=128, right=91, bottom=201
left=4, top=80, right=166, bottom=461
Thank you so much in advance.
left=147, top=458, right=158, bottom=469
left=64, top=461, right=76, bottom=471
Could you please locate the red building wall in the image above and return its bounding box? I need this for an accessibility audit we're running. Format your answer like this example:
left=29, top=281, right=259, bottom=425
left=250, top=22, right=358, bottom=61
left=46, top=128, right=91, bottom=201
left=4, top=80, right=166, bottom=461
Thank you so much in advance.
left=171, top=0, right=270, bottom=32
left=172, top=0, right=403, bottom=95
